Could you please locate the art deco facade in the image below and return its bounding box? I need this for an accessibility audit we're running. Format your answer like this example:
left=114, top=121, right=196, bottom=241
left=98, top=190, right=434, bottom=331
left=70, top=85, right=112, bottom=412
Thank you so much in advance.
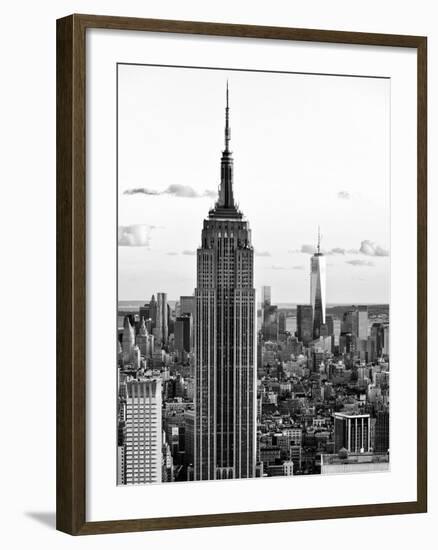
left=193, top=85, right=257, bottom=481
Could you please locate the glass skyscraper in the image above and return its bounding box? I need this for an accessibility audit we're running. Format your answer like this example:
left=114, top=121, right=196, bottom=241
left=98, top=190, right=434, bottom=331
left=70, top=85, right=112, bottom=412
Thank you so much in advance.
left=310, top=228, right=326, bottom=338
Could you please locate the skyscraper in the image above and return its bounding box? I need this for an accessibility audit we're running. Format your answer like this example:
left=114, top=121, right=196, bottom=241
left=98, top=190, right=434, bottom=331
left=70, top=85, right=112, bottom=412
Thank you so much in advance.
left=371, top=322, right=385, bottom=357
left=325, top=315, right=334, bottom=336
left=180, top=295, right=195, bottom=349
left=261, top=285, right=278, bottom=341
left=310, top=227, right=326, bottom=338
left=278, top=311, right=286, bottom=334
left=374, top=410, right=390, bottom=453
left=356, top=305, right=369, bottom=340
left=180, top=295, right=195, bottom=318
left=262, top=304, right=279, bottom=341
left=121, top=378, right=162, bottom=484
left=297, top=304, right=313, bottom=345
left=383, top=324, right=390, bottom=356
left=341, top=309, right=356, bottom=334
left=261, top=285, right=271, bottom=326
left=149, top=294, right=157, bottom=326
left=174, top=314, right=191, bottom=357
left=334, top=412, right=371, bottom=453
left=136, top=317, right=153, bottom=358
left=261, top=285, right=271, bottom=305
left=122, top=315, right=135, bottom=364
left=139, top=302, right=150, bottom=323
left=193, top=84, right=256, bottom=481
left=156, top=292, right=168, bottom=344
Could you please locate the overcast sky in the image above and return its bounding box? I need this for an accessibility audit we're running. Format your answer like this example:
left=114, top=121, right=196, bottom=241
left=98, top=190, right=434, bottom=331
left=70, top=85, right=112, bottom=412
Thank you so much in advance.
left=118, top=63, right=390, bottom=304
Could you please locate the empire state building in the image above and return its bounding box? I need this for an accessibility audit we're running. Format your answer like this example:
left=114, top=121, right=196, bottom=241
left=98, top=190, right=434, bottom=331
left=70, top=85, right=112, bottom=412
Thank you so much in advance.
left=193, top=84, right=257, bottom=481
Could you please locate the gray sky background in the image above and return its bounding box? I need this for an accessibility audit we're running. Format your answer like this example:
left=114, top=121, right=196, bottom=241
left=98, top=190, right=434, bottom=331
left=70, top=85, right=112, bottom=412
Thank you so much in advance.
left=118, top=64, right=390, bottom=304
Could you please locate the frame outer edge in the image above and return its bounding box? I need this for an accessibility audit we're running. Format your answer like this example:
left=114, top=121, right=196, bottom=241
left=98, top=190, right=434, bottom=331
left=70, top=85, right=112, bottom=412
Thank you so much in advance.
left=56, top=14, right=87, bottom=535
left=72, top=13, right=426, bottom=48
left=56, top=14, right=73, bottom=534
left=416, top=37, right=427, bottom=513
left=55, top=13, right=428, bottom=535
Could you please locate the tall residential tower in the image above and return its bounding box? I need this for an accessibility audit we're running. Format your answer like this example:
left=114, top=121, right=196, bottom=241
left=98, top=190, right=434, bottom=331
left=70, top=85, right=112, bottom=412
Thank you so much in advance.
left=119, top=378, right=163, bottom=484
left=193, top=84, right=257, bottom=481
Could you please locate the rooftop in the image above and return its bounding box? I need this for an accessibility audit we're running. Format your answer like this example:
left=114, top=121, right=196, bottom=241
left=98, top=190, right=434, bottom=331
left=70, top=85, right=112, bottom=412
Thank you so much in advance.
left=333, top=412, right=371, bottom=419
left=321, top=452, right=389, bottom=465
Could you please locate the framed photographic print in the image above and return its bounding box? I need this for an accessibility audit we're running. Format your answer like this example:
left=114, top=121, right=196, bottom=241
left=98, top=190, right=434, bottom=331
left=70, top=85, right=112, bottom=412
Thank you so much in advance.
left=56, top=14, right=427, bottom=535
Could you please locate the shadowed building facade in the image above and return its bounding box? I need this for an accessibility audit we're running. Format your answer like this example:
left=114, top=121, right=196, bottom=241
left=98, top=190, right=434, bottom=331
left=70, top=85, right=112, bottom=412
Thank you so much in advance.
left=261, top=285, right=271, bottom=327
left=334, top=412, right=371, bottom=453
left=297, top=304, right=313, bottom=346
left=156, top=292, right=168, bottom=345
left=193, top=84, right=257, bottom=481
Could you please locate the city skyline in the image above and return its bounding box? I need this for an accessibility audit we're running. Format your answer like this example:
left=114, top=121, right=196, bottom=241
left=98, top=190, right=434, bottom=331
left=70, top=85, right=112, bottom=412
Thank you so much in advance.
left=117, top=80, right=390, bottom=486
left=118, top=64, right=390, bottom=304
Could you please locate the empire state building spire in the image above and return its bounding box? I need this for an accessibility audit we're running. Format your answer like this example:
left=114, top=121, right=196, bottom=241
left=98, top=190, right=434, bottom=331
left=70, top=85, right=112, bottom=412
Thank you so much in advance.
left=224, top=80, right=231, bottom=152
left=210, top=82, right=242, bottom=218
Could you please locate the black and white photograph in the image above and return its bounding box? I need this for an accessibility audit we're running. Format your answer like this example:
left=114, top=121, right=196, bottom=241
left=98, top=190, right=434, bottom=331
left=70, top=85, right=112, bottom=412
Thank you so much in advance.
left=0, top=0, right=431, bottom=544
left=116, top=64, right=390, bottom=485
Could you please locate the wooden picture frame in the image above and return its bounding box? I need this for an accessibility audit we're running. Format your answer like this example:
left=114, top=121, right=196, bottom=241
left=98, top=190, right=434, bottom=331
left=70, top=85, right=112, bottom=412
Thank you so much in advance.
left=56, top=13, right=427, bottom=535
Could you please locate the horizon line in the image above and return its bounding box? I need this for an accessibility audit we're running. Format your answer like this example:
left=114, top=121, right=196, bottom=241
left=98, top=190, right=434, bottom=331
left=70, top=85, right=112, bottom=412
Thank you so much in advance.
left=118, top=299, right=390, bottom=306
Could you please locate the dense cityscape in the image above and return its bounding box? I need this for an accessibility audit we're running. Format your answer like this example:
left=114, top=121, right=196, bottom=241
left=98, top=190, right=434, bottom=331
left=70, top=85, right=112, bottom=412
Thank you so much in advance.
left=117, top=85, right=390, bottom=485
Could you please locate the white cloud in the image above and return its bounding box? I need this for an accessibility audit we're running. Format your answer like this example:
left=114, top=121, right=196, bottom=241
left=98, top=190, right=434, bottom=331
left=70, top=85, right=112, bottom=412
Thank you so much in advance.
left=328, top=247, right=346, bottom=255
left=290, top=241, right=389, bottom=258
left=118, top=225, right=155, bottom=247
left=359, top=240, right=389, bottom=257
left=289, top=244, right=316, bottom=255
left=346, top=259, right=375, bottom=267
left=124, top=184, right=216, bottom=199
